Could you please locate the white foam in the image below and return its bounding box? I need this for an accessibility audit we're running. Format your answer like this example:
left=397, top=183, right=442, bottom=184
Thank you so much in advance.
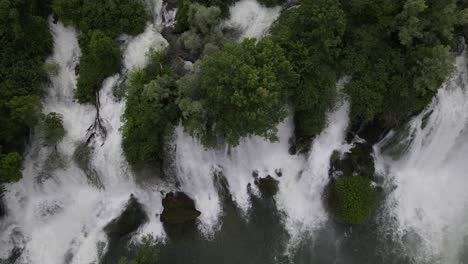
left=225, top=0, right=281, bottom=39
left=375, top=54, right=468, bottom=262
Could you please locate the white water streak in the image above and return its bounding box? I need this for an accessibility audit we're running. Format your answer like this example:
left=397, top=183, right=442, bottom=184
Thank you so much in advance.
left=375, top=54, right=468, bottom=262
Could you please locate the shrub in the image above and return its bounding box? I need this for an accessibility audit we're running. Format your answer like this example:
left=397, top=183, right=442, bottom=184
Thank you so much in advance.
left=179, top=37, right=298, bottom=146
left=0, top=152, right=22, bottom=183
left=75, top=30, right=120, bottom=103
left=40, top=112, right=65, bottom=146
left=328, top=176, right=378, bottom=224
left=122, top=69, right=180, bottom=166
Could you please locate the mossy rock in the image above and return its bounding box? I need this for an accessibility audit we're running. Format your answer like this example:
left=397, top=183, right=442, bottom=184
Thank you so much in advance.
left=104, top=195, right=148, bottom=238
left=255, top=176, right=279, bottom=197
left=330, top=143, right=375, bottom=180
left=160, top=192, right=201, bottom=225
left=327, top=176, right=378, bottom=225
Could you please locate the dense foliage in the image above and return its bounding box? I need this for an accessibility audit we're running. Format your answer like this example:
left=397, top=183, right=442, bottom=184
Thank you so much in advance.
left=75, top=30, right=120, bottom=103
left=52, top=0, right=148, bottom=104
left=179, top=38, right=298, bottom=146
left=122, top=52, right=180, bottom=166
left=0, top=0, right=52, bottom=182
left=52, top=0, right=148, bottom=37
left=271, top=0, right=345, bottom=152
left=269, top=0, right=467, bottom=151
left=175, top=0, right=236, bottom=32
left=328, top=176, right=378, bottom=224
left=339, top=0, right=464, bottom=126
left=178, top=3, right=227, bottom=57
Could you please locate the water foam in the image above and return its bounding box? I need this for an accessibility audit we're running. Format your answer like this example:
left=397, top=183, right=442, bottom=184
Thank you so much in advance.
left=375, top=54, right=468, bottom=262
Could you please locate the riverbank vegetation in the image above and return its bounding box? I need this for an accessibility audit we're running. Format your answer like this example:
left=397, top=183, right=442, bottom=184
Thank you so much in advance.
left=0, top=0, right=52, bottom=183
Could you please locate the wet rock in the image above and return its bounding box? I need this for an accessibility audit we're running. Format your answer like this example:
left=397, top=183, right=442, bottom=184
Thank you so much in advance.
left=275, top=169, right=283, bottom=177
left=252, top=170, right=259, bottom=178
left=329, top=143, right=375, bottom=180
left=0, top=198, right=5, bottom=219
left=255, top=176, right=279, bottom=197
left=74, top=64, right=80, bottom=76
left=160, top=192, right=201, bottom=225
left=163, top=0, right=178, bottom=10
left=104, top=195, right=148, bottom=239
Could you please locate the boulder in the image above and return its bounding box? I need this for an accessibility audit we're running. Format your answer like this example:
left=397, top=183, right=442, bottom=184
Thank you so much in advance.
left=255, top=176, right=279, bottom=197
left=104, top=195, right=148, bottom=239
left=160, top=192, right=201, bottom=224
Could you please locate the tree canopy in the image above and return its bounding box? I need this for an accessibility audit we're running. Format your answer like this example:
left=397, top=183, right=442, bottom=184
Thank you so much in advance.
left=0, top=0, right=52, bottom=182
left=179, top=38, right=298, bottom=146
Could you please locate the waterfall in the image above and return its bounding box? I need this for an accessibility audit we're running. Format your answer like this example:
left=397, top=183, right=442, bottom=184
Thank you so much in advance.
left=374, top=53, right=468, bottom=262
left=0, top=17, right=169, bottom=264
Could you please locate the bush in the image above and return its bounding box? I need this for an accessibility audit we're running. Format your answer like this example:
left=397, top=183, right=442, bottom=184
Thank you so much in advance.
left=40, top=112, right=65, bottom=146
left=270, top=0, right=345, bottom=151
left=75, top=30, right=120, bottom=103
left=328, top=176, right=378, bottom=224
left=0, top=152, right=22, bottom=183
left=179, top=38, right=298, bottom=146
left=122, top=64, right=180, bottom=166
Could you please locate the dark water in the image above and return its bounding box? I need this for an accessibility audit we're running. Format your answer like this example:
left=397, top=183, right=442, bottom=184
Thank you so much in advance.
left=107, top=190, right=425, bottom=264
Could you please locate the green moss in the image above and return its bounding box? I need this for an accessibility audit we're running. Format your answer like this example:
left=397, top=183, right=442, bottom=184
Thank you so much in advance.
left=328, top=176, right=378, bottom=225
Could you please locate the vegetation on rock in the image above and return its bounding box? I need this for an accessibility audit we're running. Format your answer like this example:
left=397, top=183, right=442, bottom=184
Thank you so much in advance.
left=328, top=176, right=378, bottom=224
left=122, top=51, right=180, bottom=166
left=39, top=112, right=66, bottom=146
left=75, top=30, right=120, bottom=103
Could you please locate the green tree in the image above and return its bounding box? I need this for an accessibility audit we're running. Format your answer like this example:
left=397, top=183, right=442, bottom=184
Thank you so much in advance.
left=52, top=0, right=148, bottom=37
left=180, top=38, right=298, bottom=146
left=122, top=62, right=180, bottom=166
left=271, top=0, right=346, bottom=151
left=75, top=30, right=120, bottom=103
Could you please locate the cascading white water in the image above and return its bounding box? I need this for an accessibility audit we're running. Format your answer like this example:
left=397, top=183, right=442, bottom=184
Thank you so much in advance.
left=374, top=53, right=468, bottom=262
left=225, top=0, right=281, bottom=39
left=0, top=16, right=169, bottom=264
left=173, top=0, right=353, bottom=242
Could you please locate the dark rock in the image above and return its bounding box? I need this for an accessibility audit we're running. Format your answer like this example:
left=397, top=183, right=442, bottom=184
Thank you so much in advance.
left=252, top=170, right=259, bottom=178
left=255, top=176, right=279, bottom=197
left=163, top=0, right=178, bottom=10
left=346, top=118, right=389, bottom=146
left=104, top=195, right=148, bottom=239
left=329, top=143, right=375, bottom=180
left=288, top=137, right=297, bottom=155
left=160, top=192, right=201, bottom=225
left=0, top=187, right=6, bottom=219
left=275, top=169, right=282, bottom=177
left=74, top=64, right=80, bottom=76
